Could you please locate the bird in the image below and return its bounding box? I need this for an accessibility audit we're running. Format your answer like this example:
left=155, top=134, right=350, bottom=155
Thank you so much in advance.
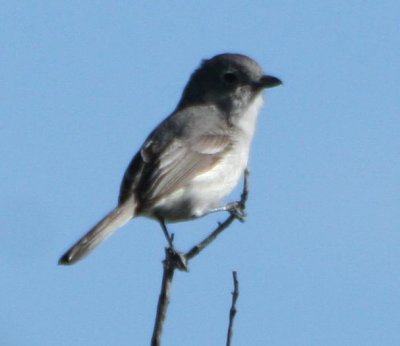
left=59, top=53, right=281, bottom=265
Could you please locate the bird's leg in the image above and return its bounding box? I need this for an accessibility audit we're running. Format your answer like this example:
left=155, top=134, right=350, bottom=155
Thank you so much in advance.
left=158, top=218, right=174, bottom=248
left=158, top=218, right=188, bottom=271
left=206, top=202, right=246, bottom=222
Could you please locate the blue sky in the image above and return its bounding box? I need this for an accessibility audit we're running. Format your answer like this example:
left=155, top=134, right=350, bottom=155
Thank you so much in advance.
left=1, top=1, right=399, bottom=345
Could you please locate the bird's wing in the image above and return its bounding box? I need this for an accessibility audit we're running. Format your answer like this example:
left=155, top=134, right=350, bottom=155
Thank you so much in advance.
left=119, top=132, right=232, bottom=208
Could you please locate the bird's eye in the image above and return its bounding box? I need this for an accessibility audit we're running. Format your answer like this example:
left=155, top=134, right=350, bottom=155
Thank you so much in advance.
left=222, top=72, right=238, bottom=84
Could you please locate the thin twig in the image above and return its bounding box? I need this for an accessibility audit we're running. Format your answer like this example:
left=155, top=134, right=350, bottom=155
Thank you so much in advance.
left=151, top=248, right=177, bottom=346
left=241, top=168, right=250, bottom=206
left=186, top=169, right=250, bottom=260
left=151, top=170, right=250, bottom=345
left=226, top=271, right=239, bottom=346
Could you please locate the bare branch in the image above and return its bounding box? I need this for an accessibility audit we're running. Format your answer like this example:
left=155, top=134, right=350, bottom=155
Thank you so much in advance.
left=241, top=168, right=250, bottom=206
left=185, top=215, right=235, bottom=260
left=226, top=271, right=239, bottom=346
left=151, top=170, right=249, bottom=345
left=151, top=248, right=181, bottom=346
left=186, top=169, right=250, bottom=260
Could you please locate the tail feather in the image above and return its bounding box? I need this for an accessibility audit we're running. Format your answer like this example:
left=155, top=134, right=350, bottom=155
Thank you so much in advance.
left=59, top=199, right=135, bottom=265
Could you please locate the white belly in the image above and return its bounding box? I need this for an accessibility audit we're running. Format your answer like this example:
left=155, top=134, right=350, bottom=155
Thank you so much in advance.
left=151, top=94, right=264, bottom=221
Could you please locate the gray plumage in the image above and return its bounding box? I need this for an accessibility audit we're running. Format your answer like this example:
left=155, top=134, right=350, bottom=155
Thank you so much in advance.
left=59, top=53, right=281, bottom=265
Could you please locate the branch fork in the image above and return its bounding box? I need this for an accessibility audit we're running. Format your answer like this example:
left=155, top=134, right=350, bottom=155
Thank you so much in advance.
left=151, top=169, right=249, bottom=346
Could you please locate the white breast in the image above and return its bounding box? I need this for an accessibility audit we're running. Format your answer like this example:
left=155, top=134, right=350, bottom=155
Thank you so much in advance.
left=188, top=94, right=264, bottom=215
left=233, top=93, right=264, bottom=138
left=151, top=94, right=265, bottom=221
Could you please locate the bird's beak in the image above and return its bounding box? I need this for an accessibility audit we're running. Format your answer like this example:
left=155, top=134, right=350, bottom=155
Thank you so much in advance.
left=257, top=75, right=283, bottom=89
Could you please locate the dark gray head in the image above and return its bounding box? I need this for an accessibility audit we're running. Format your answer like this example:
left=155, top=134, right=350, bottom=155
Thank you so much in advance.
left=177, top=53, right=282, bottom=113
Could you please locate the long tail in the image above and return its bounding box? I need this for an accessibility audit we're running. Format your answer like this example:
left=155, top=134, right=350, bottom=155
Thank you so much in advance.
left=59, top=198, right=136, bottom=265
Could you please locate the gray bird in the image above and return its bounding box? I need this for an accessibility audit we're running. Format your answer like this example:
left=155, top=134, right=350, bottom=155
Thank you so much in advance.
left=59, top=53, right=281, bottom=265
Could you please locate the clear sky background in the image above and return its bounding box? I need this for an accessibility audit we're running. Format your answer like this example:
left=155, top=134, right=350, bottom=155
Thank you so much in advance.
left=1, top=1, right=399, bottom=345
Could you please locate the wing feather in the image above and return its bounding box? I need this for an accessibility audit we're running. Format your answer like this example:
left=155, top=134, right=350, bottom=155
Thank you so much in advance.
left=141, top=134, right=231, bottom=204
left=119, top=105, right=233, bottom=209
